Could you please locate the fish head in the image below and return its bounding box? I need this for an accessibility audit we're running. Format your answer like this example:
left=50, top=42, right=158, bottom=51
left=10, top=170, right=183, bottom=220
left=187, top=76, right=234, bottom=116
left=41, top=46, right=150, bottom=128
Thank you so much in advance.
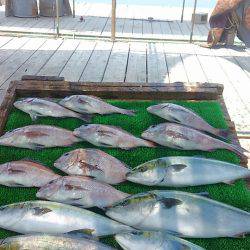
left=13, top=98, right=35, bottom=112
left=115, top=231, right=160, bottom=249
left=36, top=177, right=63, bottom=200
left=0, top=203, right=28, bottom=226
left=54, top=149, right=81, bottom=172
left=147, top=104, right=169, bottom=115
left=126, top=159, right=166, bottom=185
left=73, top=125, right=97, bottom=140
left=141, top=124, right=165, bottom=141
left=59, top=96, right=75, bottom=109
left=106, top=193, right=157, bottom=226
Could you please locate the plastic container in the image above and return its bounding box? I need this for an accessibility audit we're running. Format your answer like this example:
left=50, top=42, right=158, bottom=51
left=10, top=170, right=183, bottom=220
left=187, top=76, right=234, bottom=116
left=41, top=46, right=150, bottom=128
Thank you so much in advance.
left=12, top=0, right=38, bottom=18
left=39, top=0, right=64, bottom=17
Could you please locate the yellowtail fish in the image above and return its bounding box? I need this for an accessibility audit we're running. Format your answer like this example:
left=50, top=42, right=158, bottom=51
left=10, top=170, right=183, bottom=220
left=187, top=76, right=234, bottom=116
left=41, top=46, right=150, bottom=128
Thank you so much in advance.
left=106, top=190, right=250, bottom=238
left=59, top=95, right=135, bottom=116
left=74, top=124, right=155, bottom=150
left=126, top=156, right=250, bottom=187
left=0, top=160, right=60, bottom=187
left=14, top=98, right=92, bottom=122
left=0, top=234, right=116, bottom=250
left=115, top=231, right=204, bottom=250
left=0, top=125, right=81, bottom=150
left=0, top=201, right=133, bottom=236
left=54, top=149, right=130, bottom=184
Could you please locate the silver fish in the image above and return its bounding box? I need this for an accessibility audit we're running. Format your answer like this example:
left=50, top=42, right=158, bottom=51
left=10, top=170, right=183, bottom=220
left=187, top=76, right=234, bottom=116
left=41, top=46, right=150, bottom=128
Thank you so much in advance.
left=0, top=200, right=133, bottom=236
left=14, top=98, right=92, bottom=122
left=36, top=176, right=129, bottom=208
left=0, top=125, right=81, bottom=150
left=59, top=95, right=135, bottom=116
left=147, top=103, right=228, bottom=139
left=126, top=156, right=250, bottom=187
left=0, top=234, right=116, bottom=250
left=115, top=231, right=204, bottom=250
left=142, top=123, right=247, bottom=157
left=74, top=124, right=155, bottom=150
left=106, top=190, right=250, bottom=238
left=54, top=149, right=130, bottom=184
left=0, top=160, right=60, bottom=187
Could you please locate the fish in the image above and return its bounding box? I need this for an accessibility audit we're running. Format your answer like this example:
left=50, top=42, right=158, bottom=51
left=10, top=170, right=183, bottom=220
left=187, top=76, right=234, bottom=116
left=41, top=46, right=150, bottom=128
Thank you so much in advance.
left=0, top=125, right=81, bottom=150
left=54, top=149, right=130, bottom=184
left=106, top=190, right=250, bottom=238
left=0, top=160, right=60, bottom=187
left=126, top=156, right=250, bottom=187
left=115, top=231, right=204, bottom=250
left=74, top=124, right=155, bottom=150
left=147, top=103, right=229, bottom=139
left=59, top=95, right=135, bottom=116
left=36, top=176, right=129, bottom=208
left=0, top=234, right=116, bottom=250
left=141, top=123, right=247, bottom=157
left=0, top=200, right=133, bottom=236
left=14, top=98, right=92, bottom=122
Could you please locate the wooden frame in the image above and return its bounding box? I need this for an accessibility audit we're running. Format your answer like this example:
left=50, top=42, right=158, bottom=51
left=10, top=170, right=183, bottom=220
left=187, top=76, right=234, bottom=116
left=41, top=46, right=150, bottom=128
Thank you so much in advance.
left=0, top=76, right=247, bottom=166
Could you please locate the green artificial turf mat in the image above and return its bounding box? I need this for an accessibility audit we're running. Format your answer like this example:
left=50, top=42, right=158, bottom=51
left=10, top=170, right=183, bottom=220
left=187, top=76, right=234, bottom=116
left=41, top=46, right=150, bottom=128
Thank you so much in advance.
left=0, top=100, right=249, bottom=250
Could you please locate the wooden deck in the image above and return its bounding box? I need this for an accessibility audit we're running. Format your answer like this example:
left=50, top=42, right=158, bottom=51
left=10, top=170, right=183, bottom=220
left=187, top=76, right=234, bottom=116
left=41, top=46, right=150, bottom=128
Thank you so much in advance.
left=0, top=3, right=213, bottom=41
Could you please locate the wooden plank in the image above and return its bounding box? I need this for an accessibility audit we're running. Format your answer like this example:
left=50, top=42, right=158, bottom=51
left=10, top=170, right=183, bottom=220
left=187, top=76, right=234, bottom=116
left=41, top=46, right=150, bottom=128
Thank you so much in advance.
left=0, top=36, right=13, bottom=48
left=60, top=40, right=96, bottom=82
left=233, top=56, right=250, bottom=79
left=132, top=19, right=143, bottom=38
left=122, top=18, right=134, bottom=37
left=101, top=17, right=112, bottom=37
left=0, top=38, right=46, bottom=88
left=38, top=39, right=80, bottom=77
left=3, top=39, right=63, bottom=85
left=80, top=41, right=113, bottom=82
left=177, top=21, right=191, bottom=40
left=12, top=80, right=222, bottom=101
left=169, top=21, right=183, bottom=40
left=147, top=43, right=169, bottom=83
left=142, top=20, right=152, bottom=38
left=181, top=53, right=208, bottom=83
left=0, top=37, right=29, bottom=65
left=151, top=21, right=163, bottom=39
left=160, top=21, right=173, bottom=40
left=125, top=42, right=147, bottom=83
left=115, top=18, right=126, bottom=37
left=103, top=42, right=129, bottom=82
left=165, top=54, right=189, bottom=83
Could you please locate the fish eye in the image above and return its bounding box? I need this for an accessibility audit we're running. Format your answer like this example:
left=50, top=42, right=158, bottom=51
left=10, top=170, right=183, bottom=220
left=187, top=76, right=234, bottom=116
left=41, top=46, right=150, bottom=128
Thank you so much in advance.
left=140, top=166, right=147, bottom=172
left=119, top=200, right=129, bottom=207
left=131, top=231, right=143, bottom=236
left=64, top=153, right=70, bottom=156
left=150, top=125, right=157, bottom=129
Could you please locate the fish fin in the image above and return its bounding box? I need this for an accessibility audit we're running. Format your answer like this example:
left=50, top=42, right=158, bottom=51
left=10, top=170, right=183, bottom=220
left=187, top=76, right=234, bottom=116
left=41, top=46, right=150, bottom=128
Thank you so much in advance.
left=33, top=207, right=52, bottom=216
left=231, top=233, right=246, bottom=238
left=98, top=142, right=113, bottom=148
left=169, top=164, right=187, bottom=172
left=216, top=129, right=230, bottom=139
left=78, top=113, right=93, bottom=123
left=119, top=109, right=136, bottom=116
left=29, top=143, right=45, bottom=150
left=227, top=143, right=249, bottom=157
left=67, top=230, right=98, bottom=240
left=168, top=115, right=181, bottom=123
left=196, top=192, right=210, bottom=198
left=30, top=113, right=38, bottom=121
left=158, top=198, right=183, bottom=209
left=223, top=180, right=235, bottom=186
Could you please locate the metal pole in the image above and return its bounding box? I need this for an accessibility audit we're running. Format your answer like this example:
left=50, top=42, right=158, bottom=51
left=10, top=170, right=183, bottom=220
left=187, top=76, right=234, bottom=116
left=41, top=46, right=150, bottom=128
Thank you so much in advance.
left=56, top=0, right=60, bottom=37
left=181, top=0, right=186, bottom=22
left=111, top=0, right=116, bottom=41
left=190, top=0, right=198, bottom=43
left=73, top=0, right=75, bottom=18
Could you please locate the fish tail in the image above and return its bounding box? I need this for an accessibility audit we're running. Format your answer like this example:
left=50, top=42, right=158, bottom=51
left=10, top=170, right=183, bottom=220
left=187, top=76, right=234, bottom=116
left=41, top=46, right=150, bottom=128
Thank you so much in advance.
left=141, top=139, right=157, bottom=148
left=215, top=129, right=230, bottom=140
left=119, top=109, right=136, bottom=116
left=226, top=143, right=249, bottom=158
left=77, top=113, right=93, bottom=123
